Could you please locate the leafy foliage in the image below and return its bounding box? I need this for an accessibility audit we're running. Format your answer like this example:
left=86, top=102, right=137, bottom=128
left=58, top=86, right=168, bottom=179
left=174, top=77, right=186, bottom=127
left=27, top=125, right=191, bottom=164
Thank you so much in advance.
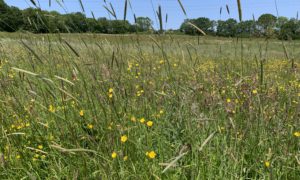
left=180, top=17, right=214, bottom=35
left=217, top=18, right=238, bottom=37
left=0, top=1, right=300, bottom=39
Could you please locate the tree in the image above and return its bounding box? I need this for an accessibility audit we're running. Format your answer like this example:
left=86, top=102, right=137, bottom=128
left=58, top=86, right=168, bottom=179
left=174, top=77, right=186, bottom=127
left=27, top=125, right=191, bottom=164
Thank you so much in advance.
left=180, top=19, right=196, bottom=35
left=0, top=0, right=8, bottom=12
left=257, top=14, right=277, bottom=36
left=135, top=17, right=153, bottom=32
left=279, top=19, right=300, bottom=40
left=108, top=20, right=131, bottom=34
left=236, top=20, right=256, bottom=37
left=0, top=0, right=23, bottom=32
left=276, top=16, right=288, bottom=29
left=194, top=17, right=214, bottom=34
left=97, top=18, right=109, bottom=33
left=85, top=18, right=98, bottom=33
left=46, top=11, right=65, bottom=33
left=0, top=0, right=295, bottom=37
left=180, top=17, right=214, bottom=35
left=22, top=8, right=54, bottom=33
left=64, top=12, right=88, bottom=33
left=217, top=18, right=237, bottom=37
left=22, top=8, right=40, bottom=33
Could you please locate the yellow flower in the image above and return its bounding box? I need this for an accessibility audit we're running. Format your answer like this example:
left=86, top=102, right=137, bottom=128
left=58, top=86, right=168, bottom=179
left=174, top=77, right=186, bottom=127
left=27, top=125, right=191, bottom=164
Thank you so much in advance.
left=79, top=110, right=84, bottom=117
left=294, top=131, right=300, bottom=137
left=140, top=118, right=145, bottom=123
left=131, top=116, right=136, bottom=122
left=147, top=151, right=157, bottom=159
left=218, top=126, right=225, bottom=133
left=108, top=88, right=114, bottom=98
left=48, top=105, right=55, bottom=113
left=226, top=98, right=231, bottom=103
left=111, top=152, right=117, bottom=159
left=87, top=124, right=93, bottom=129
left=16, top=155, right=21, bottom=159
left=265, top=161, right=270, bottom=168
left=123, top=156, right=128, bottom=161
left=252, top=89, right=258, bottom=94
left=146, top=121, right=153, bottom=127
left=121, top=135, right=128, bottom=143
left=159, top=110, right=164, bottom=114
left=38, top=145, right=43, bottom=150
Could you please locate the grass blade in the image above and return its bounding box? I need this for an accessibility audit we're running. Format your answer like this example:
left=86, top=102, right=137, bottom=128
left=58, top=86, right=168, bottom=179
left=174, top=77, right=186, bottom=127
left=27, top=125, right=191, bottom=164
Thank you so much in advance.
left=198, top=131, right=217, bottom=151
left=157, top=5, right=163, bottom=33
left=237, top=0, right=242, bottom=21
left=63, top=39, right=80, bottom=57
left=124, top=0, right=128, bottom=21
left=103, top=4, right=117, bottom=19
left=29, top=0, right=37, bottom=7
left=187, top=22, right=206, bottom=36
left=110, top=3, right=117, bottom=19
left=78, top=0, right=85, bottom=12
left=177, top=0, right=187, bottom=16
left=91, top=11, right=95, bottom=20
left=21, top=40, right=44, bottom=64
left=11, top=67, right=38, bottom=76
left=226, top=4, right=230, bottom=15
left=162, top=145, right=190, bottom=173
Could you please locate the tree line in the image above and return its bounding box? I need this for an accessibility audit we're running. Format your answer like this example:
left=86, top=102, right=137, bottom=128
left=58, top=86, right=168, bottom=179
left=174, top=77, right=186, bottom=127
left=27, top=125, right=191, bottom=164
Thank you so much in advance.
left=180, top=15, right=300, bottom=40
left=0, top=0, right=299, bottom=40
left=0, top=0, right=153, bottom=34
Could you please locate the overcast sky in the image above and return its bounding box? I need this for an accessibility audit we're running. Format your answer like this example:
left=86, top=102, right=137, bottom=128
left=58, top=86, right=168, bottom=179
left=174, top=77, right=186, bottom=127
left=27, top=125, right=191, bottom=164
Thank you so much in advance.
left=4, top=0, right=300, bottom=29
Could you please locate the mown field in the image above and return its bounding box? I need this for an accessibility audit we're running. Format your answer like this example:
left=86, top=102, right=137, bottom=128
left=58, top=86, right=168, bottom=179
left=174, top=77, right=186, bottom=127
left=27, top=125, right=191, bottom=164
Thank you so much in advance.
left=0, top=33, right=299, bottom=179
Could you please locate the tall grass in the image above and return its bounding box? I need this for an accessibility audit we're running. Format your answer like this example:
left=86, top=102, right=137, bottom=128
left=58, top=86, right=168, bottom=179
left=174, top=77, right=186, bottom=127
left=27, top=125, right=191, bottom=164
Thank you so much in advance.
left=0, top=0, right=299, bottom=179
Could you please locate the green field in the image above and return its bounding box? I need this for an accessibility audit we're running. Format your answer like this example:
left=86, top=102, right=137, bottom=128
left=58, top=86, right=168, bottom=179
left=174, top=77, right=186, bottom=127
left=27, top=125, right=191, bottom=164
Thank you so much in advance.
left=0, top=33, right=299, bottom=179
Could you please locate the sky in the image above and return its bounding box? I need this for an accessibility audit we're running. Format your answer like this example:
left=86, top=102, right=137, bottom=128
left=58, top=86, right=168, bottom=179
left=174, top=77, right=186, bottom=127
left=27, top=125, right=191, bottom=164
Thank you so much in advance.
left=4, top=0, right=300, bottom=29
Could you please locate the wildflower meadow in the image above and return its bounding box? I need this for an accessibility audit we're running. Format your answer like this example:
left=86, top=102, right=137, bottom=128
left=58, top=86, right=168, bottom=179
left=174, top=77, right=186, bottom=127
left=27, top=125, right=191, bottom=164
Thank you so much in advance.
left=0, top=0, right=299, bottom=179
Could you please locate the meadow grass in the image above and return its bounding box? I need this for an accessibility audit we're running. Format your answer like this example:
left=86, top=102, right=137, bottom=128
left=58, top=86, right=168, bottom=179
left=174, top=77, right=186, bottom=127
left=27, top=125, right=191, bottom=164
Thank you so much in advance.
left=0, top=33, right=299, bottom=179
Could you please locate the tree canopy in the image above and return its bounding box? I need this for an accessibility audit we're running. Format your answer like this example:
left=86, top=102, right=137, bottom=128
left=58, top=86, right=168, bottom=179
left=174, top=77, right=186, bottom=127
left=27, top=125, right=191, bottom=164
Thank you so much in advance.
left=180, top=17, right=214, bottom=35
left=0, top=0, right=299, bottom=40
